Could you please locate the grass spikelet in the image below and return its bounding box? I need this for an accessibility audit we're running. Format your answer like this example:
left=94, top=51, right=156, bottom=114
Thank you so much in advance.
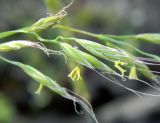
left=0, top=40, right=48, bottom=53
left=98, top=35, right=160, bottom=62
left=136, top=33, right=160, bottom=44
left=75, top=38, right=127, bottom=61
left=59, top=42, right=93, bottom=68
left=29, top=0, right=74, bottom=32
left=30, top=10, right=66, bottom=32
left=0, top=40, right=64, bottom=57
left=0, top=40, right=38, bottom=52
left=79, top=51, right=115, bottom=74
left=59, top=42, right=116, bottom=74
left=0, top=55, right=98, bottom=123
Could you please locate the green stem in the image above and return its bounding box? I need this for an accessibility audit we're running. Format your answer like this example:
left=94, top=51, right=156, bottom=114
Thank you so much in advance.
left=28, top=32, right=58, bottom=44
left=0, top=27, right=29, bottom=40
left=0, top=28, right=58, bottom=44
left=56, top=25, right=98, bottom=39
left=106, top=34, right=136, bottom=40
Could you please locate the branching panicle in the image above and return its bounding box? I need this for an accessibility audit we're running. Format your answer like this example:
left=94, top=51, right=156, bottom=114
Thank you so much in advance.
left=0, top=1, right=160, bottom=123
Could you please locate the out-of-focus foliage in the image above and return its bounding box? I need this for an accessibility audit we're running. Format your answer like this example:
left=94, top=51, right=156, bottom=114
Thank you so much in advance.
left=44, top=0, right=61, bottom=12
left=0, top=93, right=15, bottom=123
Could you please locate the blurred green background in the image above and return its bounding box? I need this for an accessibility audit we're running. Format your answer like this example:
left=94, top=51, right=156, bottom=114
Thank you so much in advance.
left=0, top=0, right=160, bottom=123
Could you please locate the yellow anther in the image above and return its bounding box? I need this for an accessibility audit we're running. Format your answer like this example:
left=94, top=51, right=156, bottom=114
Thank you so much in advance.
left=68, top=66, right=82, bottom=81
left=35, top=83, right=44, bottom=95
left=129, top=66, right=138, bottom=80
left=76, top=67, right=82, bottom=81
left=114, top=60, right=127, bottom=76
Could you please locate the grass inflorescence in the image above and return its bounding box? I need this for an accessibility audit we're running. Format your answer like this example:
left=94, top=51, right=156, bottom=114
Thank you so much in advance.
left=0, top=1, right=160, bottom=123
